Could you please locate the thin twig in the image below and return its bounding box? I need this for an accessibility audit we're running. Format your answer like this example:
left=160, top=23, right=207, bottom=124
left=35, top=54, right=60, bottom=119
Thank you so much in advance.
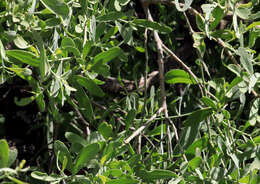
left=141, top=1, right=173, bottom=158
left=124, top=107, right=164, bottom=144
left=161, top=43, right=204, bottom=94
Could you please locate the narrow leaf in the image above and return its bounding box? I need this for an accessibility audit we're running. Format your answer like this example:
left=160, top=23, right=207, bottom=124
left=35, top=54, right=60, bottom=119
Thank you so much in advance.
left=0, top=139, right=9, bottom=168
left=249, top=98, right=260, bottom=126
left=97, top=12, right=125, bottom=22
left=14, top=96, right=35, bottom=106
left=76, top=76, right=105, bottom=97
left=125, top=109, right=136, bottom=130
left=75, top=86, right=94, bottom=121
left=6, top=50, right=40, bottom=67
left=133, top=19, right=172, bottom=33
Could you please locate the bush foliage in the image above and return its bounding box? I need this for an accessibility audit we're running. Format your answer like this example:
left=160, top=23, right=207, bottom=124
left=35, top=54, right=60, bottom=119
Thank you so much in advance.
left=0, top=0, right=260, bottom=183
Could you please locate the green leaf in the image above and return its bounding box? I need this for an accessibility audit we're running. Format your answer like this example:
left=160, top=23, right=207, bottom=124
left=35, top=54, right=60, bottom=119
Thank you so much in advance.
left=226, top=64, right=242, bottom=76
left=33, top=32, right=50, bottom=79
left=175, top=0, right=193, bottom=12
left=13, top=35, right=30, bottom=49
left=143, top=169, right=177, bottom=181
left=65, top=132, right=87, bottom=146
left=133, top=19, right=172, bottom=33
left=98, top=122, right=113, bottom=140
left=102, top=26, right=119, bottom=42
left=236, top=6, right=251, bottom=19
left=75, top=86, right=94, bottom=121
left=63, top=46, right=81, bottom=57
left=246, top=21, right=260, bottom=31
left=195, top=14, right=205, bottom=32
left=184, top=108, right=213, bottom=127
left=36, top=93, right=45, bottom=112
left=0, top=39, right=7, bottom=63
left=40, top=0, right=69, bottom=21
left=83, top=41, right=93, bottom=59
left=93, top=47, right=123, bottom=64
left=61, top=37, right=75, bottom=48
left=8, top=67, right=32, bottom=77
left=31, top=171, right=62, bottom=182
left=125, top=109, right=136, bottom=130
left=76, top=76, right=105, bottom=97
left=201, top=96, right=217, bottom=110
left=237, top=47, right=254, bottom=75
left=8, top=148, right=17, bottom=167
left=0, top=139, right=9, bottom=168
left=192, top=32, right=206, bottom=57
left=185, top=136, right=208, bottom=158
left=249, top=98, right=260, bottom=126
left=188, top=157, right=202, bottom=170
left=6, top=50, right=40, bottom=67
left=147, top=124, right=166, bottom=136
left=73, top=143, right=100, bottom=174
left=165, top=69, right=196, bottom=84
left=54, top=140, right=73, bottom=171
left=201, top=4, right=217, bottom=38
left=210, top=6, right=224, bottom=30
left=14, top=96, right=35, bottom=106
left=211, top=29, right=235, bottom=41
left=97, top=11, right=125, bottom=22
left=50, top=78, right=60, bottom=97
left=91, top=63, right=110, bottom=77
left=107, top=177, right=139, bottom=184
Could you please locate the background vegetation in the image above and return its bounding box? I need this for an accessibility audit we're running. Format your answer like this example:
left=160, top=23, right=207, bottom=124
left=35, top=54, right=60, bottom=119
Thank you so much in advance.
left=0, top=0, right=260, bottom=183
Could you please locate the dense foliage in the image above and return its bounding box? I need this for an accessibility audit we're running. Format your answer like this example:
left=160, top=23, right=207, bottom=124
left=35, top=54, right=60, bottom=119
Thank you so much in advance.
left=0, top=0, right=260, bottom=183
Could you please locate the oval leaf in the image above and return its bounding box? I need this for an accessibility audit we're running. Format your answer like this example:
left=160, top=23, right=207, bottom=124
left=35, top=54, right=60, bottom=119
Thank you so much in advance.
left=98, top=122, right=113, bottom=140
left=40, top=0, right=69, bottom=21
left=54, top=140, right=73, bottom=171
left=165, top=69, right=196, bottom=84
left=93, top=47, right=123, bottom=64
left=73, top=143, right=100, bottom=174
left=76, top=76, right=105, bottom=97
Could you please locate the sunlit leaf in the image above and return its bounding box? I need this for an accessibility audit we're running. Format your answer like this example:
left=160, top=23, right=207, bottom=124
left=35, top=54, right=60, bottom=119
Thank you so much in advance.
left=165, top=69, right=196, bottom=84
left=237, top=47, right=254, bottom=75
left=13, top=35, right=30, bottom=49
left=0, top=139, right=9, bottom=168
left=6, top=50, right=40, bottom=67
left=31, top=171, right=62, bottom=182
left=249, top=98, right=260, bottom=126
left=40, top=0, right=69, bottom=21
left=175, top=0, right=193, bottom=12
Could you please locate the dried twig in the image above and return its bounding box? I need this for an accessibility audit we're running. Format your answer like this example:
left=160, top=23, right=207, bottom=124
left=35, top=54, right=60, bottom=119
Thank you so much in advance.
left=124, top=107, right=164, bottom=144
